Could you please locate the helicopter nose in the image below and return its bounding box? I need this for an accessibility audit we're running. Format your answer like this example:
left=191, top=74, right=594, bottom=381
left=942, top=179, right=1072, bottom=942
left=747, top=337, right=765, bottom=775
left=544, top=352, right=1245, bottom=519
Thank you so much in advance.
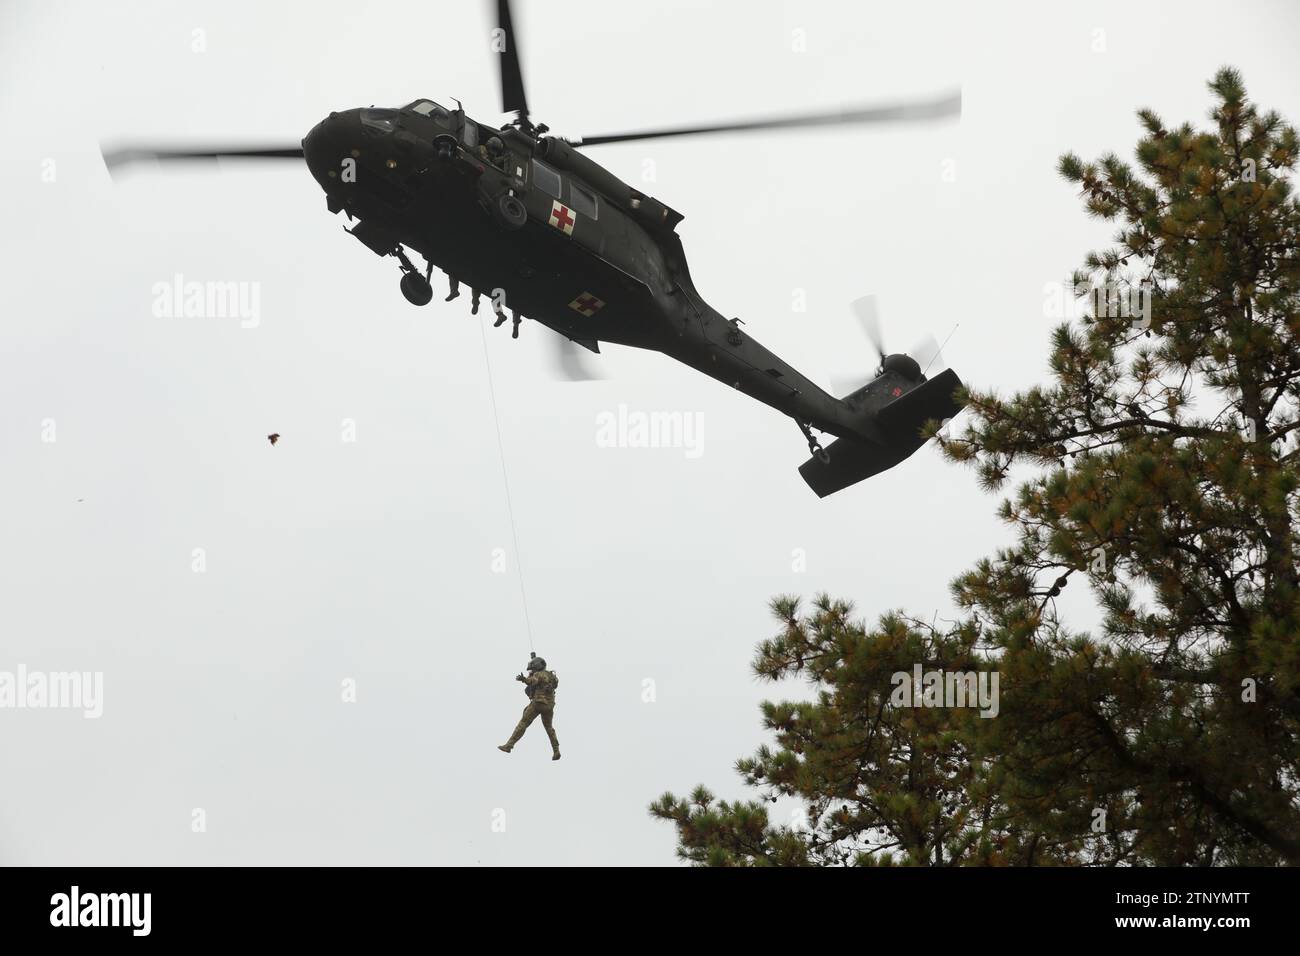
left=302, top=109, right=362, bottom=190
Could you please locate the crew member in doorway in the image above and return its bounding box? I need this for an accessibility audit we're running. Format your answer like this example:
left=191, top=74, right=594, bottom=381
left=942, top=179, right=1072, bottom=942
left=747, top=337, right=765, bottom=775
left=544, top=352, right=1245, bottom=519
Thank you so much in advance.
left=478, top=135, right=508, bottom=171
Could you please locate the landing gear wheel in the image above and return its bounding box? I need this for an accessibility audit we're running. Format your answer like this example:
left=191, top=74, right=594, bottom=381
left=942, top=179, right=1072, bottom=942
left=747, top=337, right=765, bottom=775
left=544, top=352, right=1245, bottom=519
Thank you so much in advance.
left=400, top=272, right=433, bottom=306
left=493, top=192, right=527, bottom=230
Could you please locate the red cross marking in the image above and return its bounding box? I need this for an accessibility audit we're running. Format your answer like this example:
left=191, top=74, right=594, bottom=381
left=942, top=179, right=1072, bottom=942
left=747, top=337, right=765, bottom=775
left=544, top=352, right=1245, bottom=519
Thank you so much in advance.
left=551, top=203, right=574, bottom=231
left=575, top=294, right=601, bottom=312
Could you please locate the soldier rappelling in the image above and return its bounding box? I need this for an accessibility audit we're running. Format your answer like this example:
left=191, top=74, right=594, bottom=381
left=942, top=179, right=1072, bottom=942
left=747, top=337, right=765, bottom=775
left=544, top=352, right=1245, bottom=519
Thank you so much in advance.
left=498, top=655, right=560, bottom=760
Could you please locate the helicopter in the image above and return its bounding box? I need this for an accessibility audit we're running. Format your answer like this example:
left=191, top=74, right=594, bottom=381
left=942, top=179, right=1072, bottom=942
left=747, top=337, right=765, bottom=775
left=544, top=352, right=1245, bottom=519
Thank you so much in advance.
left=103, top=0, right=966, bottom=497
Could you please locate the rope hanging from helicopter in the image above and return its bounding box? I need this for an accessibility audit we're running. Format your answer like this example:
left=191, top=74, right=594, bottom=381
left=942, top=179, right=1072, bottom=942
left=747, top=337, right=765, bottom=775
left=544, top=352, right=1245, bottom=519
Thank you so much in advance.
left=477, top=315, right=536, bottom=657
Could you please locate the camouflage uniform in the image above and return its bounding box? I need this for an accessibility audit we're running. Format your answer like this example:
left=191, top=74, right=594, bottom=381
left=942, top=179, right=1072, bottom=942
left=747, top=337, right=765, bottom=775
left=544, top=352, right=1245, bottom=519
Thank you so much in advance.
left=502, top=670, right=560, bottom=756
left=477, top=140, right=507, bottom=170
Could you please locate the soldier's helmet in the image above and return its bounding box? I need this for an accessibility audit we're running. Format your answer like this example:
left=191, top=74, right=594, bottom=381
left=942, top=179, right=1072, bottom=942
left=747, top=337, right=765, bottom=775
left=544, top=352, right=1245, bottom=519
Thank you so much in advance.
left=487, top=136, right=505, bottom=154
left=527, top=656, right=546, bottom=672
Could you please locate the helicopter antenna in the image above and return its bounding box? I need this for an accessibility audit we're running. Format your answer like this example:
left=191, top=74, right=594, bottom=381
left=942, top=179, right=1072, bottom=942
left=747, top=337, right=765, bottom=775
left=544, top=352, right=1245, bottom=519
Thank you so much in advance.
left=924, top=324, right=960, bottom=376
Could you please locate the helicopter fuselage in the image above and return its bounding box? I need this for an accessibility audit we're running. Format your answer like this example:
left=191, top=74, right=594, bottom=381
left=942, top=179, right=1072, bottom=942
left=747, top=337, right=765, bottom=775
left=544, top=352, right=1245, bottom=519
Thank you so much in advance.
left=301, top=100, right=879, bottom=445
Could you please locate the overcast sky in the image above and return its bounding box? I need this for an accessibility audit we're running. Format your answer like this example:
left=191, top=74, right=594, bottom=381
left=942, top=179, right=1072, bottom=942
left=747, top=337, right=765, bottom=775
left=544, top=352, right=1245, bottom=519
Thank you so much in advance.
left=3, top=0, right=1298, bottom=865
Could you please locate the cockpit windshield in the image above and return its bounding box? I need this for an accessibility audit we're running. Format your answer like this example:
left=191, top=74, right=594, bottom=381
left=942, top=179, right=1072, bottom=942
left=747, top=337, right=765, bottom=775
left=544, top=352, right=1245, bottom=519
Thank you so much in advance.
left=360, top=108, right=398, bottom=133
left=405, top=99, right=451, bottom=122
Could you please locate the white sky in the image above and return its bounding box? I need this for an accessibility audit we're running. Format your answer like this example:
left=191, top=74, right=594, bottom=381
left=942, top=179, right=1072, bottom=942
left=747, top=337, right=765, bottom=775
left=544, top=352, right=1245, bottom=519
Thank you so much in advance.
left=2, top=0, right=1298, bottom=865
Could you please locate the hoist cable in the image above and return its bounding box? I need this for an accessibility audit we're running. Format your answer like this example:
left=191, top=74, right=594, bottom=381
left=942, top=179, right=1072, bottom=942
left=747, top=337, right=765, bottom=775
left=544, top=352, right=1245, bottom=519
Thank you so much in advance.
left=477, top=317, right=535, bottom=657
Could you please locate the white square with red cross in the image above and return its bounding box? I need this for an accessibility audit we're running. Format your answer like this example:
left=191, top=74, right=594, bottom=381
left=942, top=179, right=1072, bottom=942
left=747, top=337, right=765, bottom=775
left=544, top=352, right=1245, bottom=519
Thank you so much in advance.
left=549, top=200, right=576, bottom=235
left=568, top=293, right=605, bottom=317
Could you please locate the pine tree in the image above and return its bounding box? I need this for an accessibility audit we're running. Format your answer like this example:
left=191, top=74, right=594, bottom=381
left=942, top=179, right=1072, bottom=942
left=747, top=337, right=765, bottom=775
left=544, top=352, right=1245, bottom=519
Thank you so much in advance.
left=652, top=69, right=1300, bottom=866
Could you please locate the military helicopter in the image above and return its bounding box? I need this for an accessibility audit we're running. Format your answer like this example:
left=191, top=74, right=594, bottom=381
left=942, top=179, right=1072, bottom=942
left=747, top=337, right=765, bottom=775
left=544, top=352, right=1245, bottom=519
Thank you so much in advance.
left=104, top=0, right=966, bottom=497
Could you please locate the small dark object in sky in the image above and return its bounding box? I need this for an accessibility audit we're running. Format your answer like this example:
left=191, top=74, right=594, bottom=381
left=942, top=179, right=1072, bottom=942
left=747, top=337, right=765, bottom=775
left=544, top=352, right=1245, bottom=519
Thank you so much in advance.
left=267, top=433, right=281, bottom=446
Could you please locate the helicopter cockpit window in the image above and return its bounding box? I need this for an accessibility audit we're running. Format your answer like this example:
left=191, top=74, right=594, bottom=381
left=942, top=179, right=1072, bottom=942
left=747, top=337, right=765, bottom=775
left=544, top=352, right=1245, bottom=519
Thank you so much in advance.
left=406, top=100, right=452, bottom=126
left=569, top=182, right=598, bottom=219
left=360, top=108, right=398, bottom=133
left=461, top=122, right=479, bottom=149
left=532, top=159, right=562, bottom=199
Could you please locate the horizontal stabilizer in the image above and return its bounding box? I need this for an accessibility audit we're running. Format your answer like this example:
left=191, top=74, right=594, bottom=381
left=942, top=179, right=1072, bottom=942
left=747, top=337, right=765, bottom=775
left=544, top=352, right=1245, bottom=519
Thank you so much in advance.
left=799, top=436, right=910, bottom=497
left=799, top=369, right=965, bottom=497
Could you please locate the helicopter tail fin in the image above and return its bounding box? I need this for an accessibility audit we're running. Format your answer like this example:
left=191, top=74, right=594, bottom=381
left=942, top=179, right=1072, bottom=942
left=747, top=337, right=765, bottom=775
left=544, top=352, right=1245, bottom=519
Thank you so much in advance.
left=799, top=368, right=965, bottom=497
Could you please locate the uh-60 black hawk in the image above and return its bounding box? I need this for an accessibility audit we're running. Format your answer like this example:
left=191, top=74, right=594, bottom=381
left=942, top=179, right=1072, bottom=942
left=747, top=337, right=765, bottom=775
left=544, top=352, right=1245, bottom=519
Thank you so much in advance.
left=105, top=1, right=966, bottom=497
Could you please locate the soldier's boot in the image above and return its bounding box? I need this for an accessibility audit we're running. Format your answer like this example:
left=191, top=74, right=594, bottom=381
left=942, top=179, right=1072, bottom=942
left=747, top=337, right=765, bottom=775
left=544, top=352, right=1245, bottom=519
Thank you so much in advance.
left=546, top=726, right=560, bottom=761
left=471, top=290, right=481, bottom=315
left=445, top=275, right=460, bottom=302
left=493, top=308, right=507, bottom=328
left=500, top=719, right=528, bottom=753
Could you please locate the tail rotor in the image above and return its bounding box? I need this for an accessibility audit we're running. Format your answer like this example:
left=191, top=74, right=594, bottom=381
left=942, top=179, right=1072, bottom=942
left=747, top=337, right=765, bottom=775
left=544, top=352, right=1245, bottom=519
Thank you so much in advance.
left=829, top=294, right=949, bottom=398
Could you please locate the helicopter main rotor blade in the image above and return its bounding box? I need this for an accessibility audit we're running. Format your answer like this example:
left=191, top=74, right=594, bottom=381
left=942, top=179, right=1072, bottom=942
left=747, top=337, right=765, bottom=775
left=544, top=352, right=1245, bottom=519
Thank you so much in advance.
left=102, top=145, right=304, bottom=174
left=493, top=0, right=530, bottom=125
left=573, top=90, right=960, bottom=147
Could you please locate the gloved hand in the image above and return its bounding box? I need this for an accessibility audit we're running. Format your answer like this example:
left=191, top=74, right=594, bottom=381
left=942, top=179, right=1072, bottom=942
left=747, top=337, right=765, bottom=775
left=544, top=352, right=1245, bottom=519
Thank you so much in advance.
left=515, top=673, right=526, bottom=682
